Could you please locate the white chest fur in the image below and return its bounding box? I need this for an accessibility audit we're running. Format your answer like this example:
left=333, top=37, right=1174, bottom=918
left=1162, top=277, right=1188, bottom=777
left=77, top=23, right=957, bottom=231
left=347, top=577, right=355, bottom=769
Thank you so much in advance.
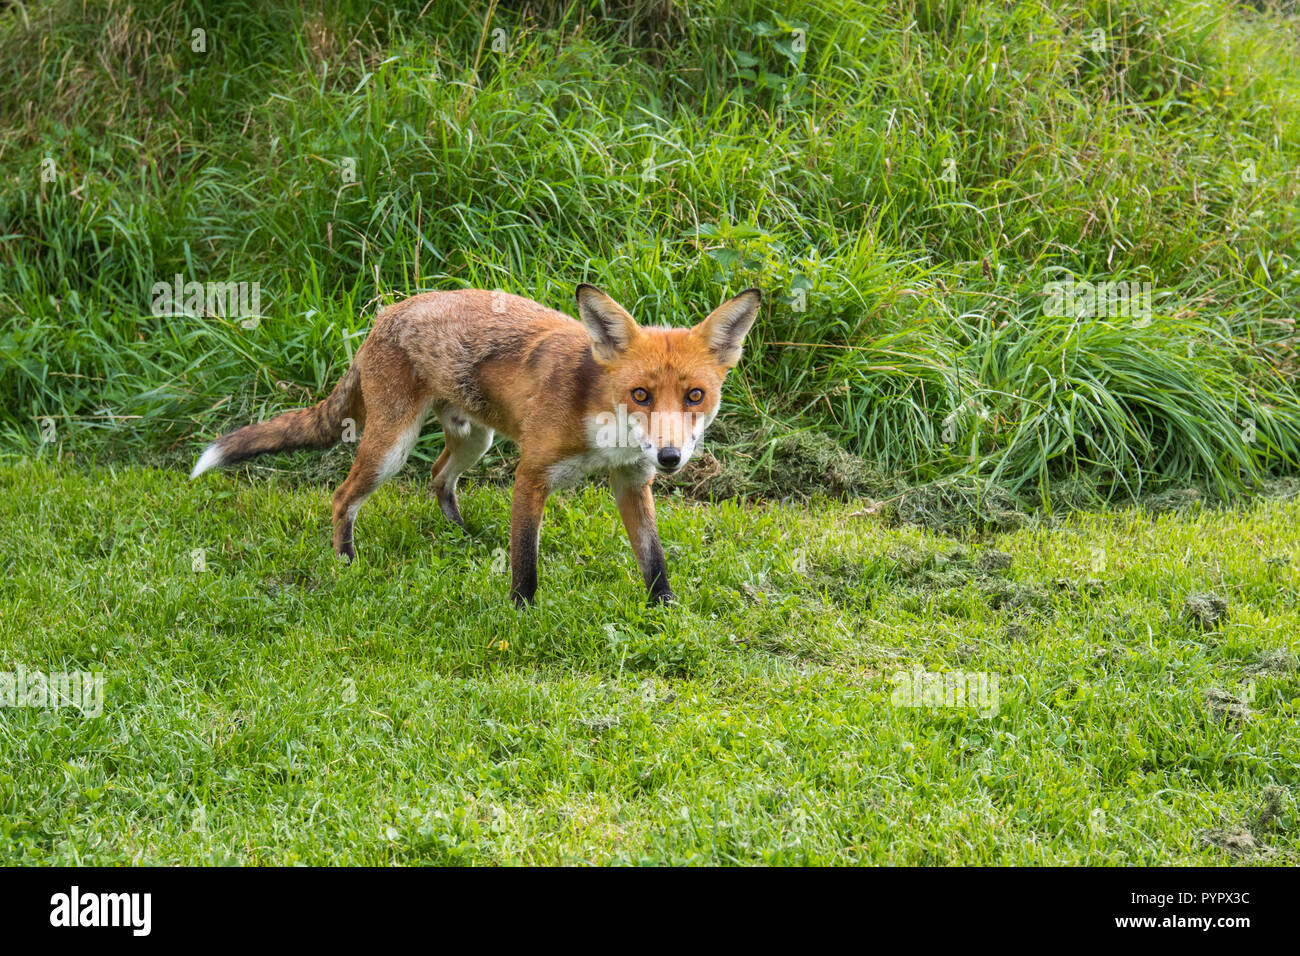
left=546, top=444, right=648, bottom=490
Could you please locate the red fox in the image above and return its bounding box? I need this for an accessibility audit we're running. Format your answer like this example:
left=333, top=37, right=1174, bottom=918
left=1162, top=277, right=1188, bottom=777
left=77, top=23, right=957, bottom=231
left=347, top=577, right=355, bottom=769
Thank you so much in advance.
left=191, top=285, right=762, bottom=605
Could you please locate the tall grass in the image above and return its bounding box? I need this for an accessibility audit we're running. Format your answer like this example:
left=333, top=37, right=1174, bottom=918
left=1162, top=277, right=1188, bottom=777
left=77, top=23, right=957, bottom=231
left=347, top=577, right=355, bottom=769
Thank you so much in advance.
left=1, top=0, right=1298, bottom=504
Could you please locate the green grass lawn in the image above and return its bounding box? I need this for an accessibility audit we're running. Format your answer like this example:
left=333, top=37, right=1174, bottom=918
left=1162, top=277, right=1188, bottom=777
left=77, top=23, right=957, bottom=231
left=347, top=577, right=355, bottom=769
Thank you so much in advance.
left=0, top=458, right=1295, bottom=864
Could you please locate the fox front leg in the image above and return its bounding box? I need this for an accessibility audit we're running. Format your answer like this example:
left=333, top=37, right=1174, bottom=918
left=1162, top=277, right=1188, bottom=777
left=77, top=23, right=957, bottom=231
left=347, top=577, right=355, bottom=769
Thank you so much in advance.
left=509, top=465, right=550, bottom=606
left=612, top=465, right=674, bottom=606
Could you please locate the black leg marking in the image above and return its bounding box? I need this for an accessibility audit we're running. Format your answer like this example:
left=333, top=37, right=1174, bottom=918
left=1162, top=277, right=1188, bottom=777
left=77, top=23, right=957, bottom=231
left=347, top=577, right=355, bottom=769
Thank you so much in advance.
left=510, top=517, right=539, bottom=607
left=644, top=541, right=674, bottom=605
left=437, top=485, right=466, bottom=530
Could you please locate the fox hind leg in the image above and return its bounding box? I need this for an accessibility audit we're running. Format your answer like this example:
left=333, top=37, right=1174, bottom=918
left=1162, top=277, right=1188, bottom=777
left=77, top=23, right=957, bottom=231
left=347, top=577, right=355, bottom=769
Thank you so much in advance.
left=331, top=406, right=426, bottom=561
left=432, top=410, right=493, bottom=530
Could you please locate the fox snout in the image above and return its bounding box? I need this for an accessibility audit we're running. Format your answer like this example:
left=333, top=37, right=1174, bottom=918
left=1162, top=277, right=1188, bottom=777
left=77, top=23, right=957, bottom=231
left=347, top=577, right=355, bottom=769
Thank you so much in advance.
left=623, top=407, right=709, bottom=474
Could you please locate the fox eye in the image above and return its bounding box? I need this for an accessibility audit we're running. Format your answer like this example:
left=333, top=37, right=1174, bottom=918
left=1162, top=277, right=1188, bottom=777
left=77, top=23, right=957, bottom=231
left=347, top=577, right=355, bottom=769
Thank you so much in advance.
left=630, top=388, right=651, bottom=405
left=685, top=388, right=705, bottom=405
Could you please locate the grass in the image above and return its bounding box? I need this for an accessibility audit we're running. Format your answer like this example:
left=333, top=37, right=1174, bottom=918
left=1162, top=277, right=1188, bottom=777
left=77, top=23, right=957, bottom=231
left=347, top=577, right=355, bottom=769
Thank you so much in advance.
left=2, top=0, right=1299, bottom=505
left=0, top=458, right=1296, bottom=864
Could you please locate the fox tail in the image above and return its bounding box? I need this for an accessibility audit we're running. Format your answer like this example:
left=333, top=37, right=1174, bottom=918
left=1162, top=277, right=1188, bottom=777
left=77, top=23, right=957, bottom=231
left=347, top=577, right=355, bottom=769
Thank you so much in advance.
left=190, top=365, right=363, bottom=478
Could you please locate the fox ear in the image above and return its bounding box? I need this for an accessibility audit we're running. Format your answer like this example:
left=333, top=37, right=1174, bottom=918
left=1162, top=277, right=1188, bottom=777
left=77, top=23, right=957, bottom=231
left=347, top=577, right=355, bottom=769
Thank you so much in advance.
left=692, top=288, right=762, bottom=367
left=576, top=284, right=640, bottom=364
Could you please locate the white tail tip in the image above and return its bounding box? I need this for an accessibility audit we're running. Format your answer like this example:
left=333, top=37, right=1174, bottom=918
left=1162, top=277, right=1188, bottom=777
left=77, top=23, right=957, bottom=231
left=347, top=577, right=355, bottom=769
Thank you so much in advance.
left=190, top=443, right=225, bottom=479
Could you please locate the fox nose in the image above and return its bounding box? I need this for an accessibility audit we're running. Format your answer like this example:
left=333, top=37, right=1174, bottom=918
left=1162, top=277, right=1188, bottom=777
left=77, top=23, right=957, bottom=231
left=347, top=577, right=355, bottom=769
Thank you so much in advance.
left=657, top=446, right=681, bottom=470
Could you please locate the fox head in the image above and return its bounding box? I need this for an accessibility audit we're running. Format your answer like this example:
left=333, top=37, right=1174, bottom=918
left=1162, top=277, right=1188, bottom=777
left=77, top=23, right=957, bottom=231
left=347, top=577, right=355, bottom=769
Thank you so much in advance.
left=577, top=284, right=762, bottom=475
